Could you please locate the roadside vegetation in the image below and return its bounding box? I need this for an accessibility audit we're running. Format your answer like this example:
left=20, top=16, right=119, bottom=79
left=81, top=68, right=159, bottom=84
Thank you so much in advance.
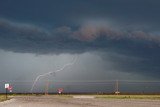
left=95, top=95, right=160, bottom=100
left=0, top=95, right=7, bottom=102
left=35, top=94, right=160, bottom=100
left=1, top=94, right=160, bottom=100
left=41, top=94, right=160, bottom=100
left=52, top=94, right=160, bottom=100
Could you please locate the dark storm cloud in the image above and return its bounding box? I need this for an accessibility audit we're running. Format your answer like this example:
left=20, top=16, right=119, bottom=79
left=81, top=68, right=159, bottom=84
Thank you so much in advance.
left=1, top=18, right=160, bottom=79
left=0, top=0, right=160, bottom=79
left=0, top=18, right=160, bottom=55
left=99, top=51, right=160, bottom=79
left=0, top=0, right=160, bottom=93
left=1, top=0, right=160, bottom=28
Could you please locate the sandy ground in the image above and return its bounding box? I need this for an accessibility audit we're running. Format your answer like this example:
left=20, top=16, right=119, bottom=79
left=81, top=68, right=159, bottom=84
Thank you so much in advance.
left=0, top=95, right=160, bottom=107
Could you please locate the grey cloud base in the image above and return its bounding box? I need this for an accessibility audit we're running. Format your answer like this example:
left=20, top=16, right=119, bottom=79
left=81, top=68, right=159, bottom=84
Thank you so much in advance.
left=0, top=18, right=160, bottom=55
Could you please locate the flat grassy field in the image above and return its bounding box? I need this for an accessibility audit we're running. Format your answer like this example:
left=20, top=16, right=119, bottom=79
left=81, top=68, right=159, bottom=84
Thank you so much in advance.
left=1, top=94, right=160, bottom=101
left=58, top=94, right=160, bottom=100
left=95, top=95, right=160, bottom=99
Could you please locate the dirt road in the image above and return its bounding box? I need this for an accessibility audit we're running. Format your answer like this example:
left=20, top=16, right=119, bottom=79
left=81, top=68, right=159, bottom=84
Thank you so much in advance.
left=0, top=95, right=160, bottom=107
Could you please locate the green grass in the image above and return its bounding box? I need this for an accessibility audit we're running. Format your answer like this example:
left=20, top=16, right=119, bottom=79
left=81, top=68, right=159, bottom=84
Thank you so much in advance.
left=48, top=94, right=160, bottom=100
left=2, top=94, right=160, bottom=100
left=41, top=94, right=160, bottom=100
left=53, top=94, right=160, bottom=100
left=95, top=95, right=160, bottom=100
left=0, top=95, right=8, bottom=102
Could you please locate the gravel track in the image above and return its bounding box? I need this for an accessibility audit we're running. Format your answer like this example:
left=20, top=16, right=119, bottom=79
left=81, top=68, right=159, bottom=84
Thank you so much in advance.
left=0, top=95, right=160, bottom=107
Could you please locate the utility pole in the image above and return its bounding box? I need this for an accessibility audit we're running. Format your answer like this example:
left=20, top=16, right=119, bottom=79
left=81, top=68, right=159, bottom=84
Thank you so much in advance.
left=115, top=80, right=120, bottom=95
left=5, top=88, right=8, bottom=99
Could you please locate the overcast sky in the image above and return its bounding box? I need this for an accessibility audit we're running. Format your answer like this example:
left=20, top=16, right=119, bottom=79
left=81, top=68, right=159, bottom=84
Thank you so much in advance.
left=0, top=0, right=160, bottom=93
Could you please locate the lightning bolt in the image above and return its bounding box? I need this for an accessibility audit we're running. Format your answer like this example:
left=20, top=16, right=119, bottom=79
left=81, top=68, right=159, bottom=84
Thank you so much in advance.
left=30, top=56, right=77, bottom=93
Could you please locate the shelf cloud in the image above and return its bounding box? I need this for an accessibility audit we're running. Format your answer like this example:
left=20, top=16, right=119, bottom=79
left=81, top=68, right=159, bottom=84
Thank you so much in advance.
left=0, top=18, right=160, bottom=55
